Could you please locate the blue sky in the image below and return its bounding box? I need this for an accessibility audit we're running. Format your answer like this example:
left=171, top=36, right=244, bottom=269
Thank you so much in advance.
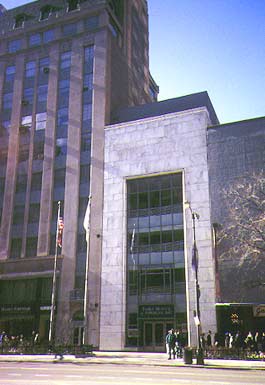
left=2, top=0, right=265, bottom=123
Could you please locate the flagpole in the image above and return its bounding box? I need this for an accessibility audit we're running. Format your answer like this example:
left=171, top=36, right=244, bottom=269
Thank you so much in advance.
left=83, top=196, right=91, bottom=345
left=48, top=201, right=61, bottom=344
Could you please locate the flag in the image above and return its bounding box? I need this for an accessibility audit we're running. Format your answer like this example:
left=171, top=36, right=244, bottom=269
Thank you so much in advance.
left=192, top=242, right=198, bottom=272
left=57, top=217, right=64, bottom=248
left=130, top=225, right=136, bottom=253
left=130, top=224, right=136, bottom=268
left=83, top=196, right=91, bottom=242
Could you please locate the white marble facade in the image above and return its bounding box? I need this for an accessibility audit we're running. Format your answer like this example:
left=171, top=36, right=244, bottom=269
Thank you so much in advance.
left=100, top=107, right=217, bottom=350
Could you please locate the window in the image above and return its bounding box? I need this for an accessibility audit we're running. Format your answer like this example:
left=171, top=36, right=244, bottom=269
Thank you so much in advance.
left=39, top=57, right=50, bottom=74
left=36, top=112, right=47, bottom=130
left=25, top=237, right=38, bottom=258
left=43, top=29, right=55, bottom=43
left=3, top=93, right=13, bottom=109
left=8, top=39, right=22, bottom=53
left=17, top=146, right=28, bottom=164
left=37, top=84, right=48, bottom=103
left=81, top=134, right=91, bottom=152
left=15, top=174, right=27, bottom=192
left=31, top=172, right=42, bottom=191
left=67, top=0, right=80, bottom=12
left=1, top=121, right=10, bottom=136
left=21, top=115, right=32, bottom=130
left=25, top=61, right=36, bottom=78
left=62, top=22, right=77, bottom=36
left=80, top=165, right=89, bottom=184
left=5, top=65, right=16, bottom=83
left=29, top=33, right=41, bottom=46
left=57, top=107, right=68, bottom=130
left=84, top=15, right=99, bottom=31
left=60, top=52, right=71, bottom=69
left=53, top=168, right=66, bottom=188
left=13, top=205, right=25, bottom=225
left=33, top=141, right=44, bottom=160
left=23, top=88, right=34, bottom=105
left=55, top=138, right=67, bottom=157
left=10, top=238, right=22, bottom=259
left=28, top=204, right=40, bottom=223
left=82, top=104, right=92, bottom=124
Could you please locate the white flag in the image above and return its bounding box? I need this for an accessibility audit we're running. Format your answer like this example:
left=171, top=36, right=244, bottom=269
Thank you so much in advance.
left=83, top=196, right=91, bottom=241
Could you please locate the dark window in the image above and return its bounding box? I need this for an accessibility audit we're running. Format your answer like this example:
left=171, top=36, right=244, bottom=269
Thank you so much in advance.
left=84, top=16, right=99, bottom=31
left=25, top=237, right=38, bottom=257
left=54, top=169, right=66, bottom=188
left=16, top=174, right=27, bottom=192
left=80, top=165, right=90, bottom=184
left=62, top=22, right=77, bottom=36
left=33, top=141, right=44, bottom=160
left=31, top=172, right=42, bottom=191
left=18, top=146, right=29, bottom=162
left=28, top=204, right=40, bottom=223
left=77, top=233, right=86, bottom=253
left=10, top=238, right=22, bottom=259
left=13, top=205, right=25, bottom=225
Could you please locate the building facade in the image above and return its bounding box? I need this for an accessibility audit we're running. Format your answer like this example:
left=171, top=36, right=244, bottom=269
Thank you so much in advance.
left=0, top=0, right=157, bottom=347
left=0, top=0, right=264, bottom=351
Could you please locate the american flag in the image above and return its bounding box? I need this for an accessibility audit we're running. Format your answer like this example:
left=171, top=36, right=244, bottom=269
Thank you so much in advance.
left=57, top=217, right=64, bottom=248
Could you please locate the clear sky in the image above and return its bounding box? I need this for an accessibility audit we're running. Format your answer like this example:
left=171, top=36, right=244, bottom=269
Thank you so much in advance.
left=2, top=0, right=265, bottom=124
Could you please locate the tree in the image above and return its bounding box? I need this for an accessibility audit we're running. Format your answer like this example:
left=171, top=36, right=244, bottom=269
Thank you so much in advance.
left=218, top=171, right=265, bottom=291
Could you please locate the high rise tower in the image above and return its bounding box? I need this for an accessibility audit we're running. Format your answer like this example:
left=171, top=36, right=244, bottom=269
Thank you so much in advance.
left=0, top=0, right=158, bottom=346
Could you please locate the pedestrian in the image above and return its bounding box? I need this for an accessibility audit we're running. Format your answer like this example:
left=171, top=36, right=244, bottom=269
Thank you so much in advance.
left=175, top=329, right=183, bottom=358
left=0, top=331, right=6, bottom=354
left=206, top=330, right=212, bottom=348
left=166, top=329, right=176, bottom=360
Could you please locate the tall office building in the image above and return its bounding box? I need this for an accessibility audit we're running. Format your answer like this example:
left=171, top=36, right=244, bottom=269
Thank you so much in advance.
left=0, top=0, right=158, bottom=347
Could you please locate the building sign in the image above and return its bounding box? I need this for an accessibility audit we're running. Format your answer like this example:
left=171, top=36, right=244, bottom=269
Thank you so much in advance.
left=253, top=305, right=265, bottom=317
left=139, top=305, right=174, bottom=319
left=0, top=306, right=31, bottom=313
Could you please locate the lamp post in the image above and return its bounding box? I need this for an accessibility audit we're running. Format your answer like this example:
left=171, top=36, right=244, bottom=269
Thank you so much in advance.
left=185, top=202, right=204, bottom=365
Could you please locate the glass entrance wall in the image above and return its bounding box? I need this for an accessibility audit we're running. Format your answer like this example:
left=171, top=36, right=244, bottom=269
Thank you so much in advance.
left=126, top=173, right=187, bottom=348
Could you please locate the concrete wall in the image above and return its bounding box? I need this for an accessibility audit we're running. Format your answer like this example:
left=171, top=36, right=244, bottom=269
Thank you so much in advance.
left=101, top=107, right=216, bottom=350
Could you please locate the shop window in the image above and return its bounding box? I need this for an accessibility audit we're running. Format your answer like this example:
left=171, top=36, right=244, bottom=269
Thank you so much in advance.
left=139, top=192, right=148, bottom=209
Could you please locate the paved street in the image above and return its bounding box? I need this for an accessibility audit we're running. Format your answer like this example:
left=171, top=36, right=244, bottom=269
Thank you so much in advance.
left=1, top=362, right=265, bottom=385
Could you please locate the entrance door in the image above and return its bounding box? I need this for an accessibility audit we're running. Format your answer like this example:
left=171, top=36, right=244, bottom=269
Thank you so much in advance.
left=144, top=321, right=174, bottom=352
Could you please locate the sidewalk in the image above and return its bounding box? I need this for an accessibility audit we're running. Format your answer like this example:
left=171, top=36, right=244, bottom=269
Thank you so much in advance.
left=0, top=351, right=265, bottom=370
